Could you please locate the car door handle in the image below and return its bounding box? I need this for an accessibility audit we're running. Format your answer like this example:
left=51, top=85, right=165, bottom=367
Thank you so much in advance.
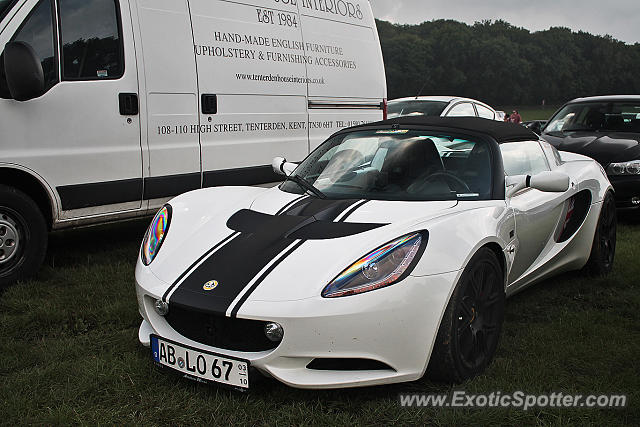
left=119, top=93, right=139, bottom=116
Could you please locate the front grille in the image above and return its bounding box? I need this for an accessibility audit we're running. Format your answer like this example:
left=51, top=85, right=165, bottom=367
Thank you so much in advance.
left=165, top=304, right=279, bottom=352
left=306, top=358, right=393, bottom=371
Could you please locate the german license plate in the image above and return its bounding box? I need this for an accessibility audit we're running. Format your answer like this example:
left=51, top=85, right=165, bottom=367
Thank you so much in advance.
left=151, top=335, right=249, bottom=389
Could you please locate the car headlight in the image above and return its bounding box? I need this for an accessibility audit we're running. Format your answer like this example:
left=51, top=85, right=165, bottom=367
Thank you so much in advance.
left=322, top=232, right=427, bottom=298
left=607, top=161, right=640, bottom=176
left=141, top=205, right=172, bottom=266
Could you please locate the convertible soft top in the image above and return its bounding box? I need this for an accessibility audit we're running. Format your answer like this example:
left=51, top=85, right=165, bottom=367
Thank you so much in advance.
left=347, top=116, right=538, bottom=143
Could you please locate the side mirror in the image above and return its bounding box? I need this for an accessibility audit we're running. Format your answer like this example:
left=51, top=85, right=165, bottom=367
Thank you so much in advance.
left=506, top=171, right=570, bottom=197
left=272, top=157, right=297, bottom=177
left=4, top=41, right=45, bottom=101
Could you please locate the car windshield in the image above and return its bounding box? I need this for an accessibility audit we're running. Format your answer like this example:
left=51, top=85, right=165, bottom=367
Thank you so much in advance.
left=544, top=101, right=640, bottom=134
left=0, top=0, right=16, bottom=20
left=387, top=100, right=448, bottom=118
left=280, top=130, right=493, bottom=201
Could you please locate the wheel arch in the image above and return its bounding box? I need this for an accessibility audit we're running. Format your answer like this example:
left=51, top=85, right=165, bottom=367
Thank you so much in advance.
left=0, top=166, right=56, bottom=230
left=482, top=241, right=507, bottom=285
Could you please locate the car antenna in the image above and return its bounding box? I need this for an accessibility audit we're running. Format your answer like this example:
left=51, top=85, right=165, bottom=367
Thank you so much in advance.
left=415, top=81, right=428, bottom=99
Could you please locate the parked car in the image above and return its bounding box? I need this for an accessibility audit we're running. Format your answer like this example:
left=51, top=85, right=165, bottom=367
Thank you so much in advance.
left=0, top=0, right=387, bottom=286
left=135, top=117, right=615, bottom=390
left=541, top=95, right=640, bottom=210
left=388, top=96, right=499, bottom=120
left=523, top=120, right=548, bottom=134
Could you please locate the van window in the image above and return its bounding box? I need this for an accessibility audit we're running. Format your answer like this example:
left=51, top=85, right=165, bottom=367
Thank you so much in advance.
left=59, top=0, right=123, bottom=80
left=10, top=0, right=57, bottom=90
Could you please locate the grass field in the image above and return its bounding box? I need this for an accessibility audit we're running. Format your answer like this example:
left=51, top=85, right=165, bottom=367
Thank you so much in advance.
left=1, top=212, right=639, bottom=425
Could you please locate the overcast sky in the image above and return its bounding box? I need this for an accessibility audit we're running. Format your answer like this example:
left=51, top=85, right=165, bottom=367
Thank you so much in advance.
left=371, top=0, right=640, bottom=44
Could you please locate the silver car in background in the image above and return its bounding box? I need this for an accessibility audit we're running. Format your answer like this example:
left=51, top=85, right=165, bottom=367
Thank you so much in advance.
left=388, top=96, right=499, bottom=120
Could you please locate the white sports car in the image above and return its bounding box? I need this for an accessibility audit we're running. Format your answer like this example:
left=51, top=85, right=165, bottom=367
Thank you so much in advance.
left=135, top=117, right=616, bottom=390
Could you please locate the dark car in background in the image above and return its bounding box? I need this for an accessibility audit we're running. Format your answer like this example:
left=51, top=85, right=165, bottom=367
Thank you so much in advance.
left=523, top=120, right=548, bottom=135
left=541, top=96, right=640, bottom=210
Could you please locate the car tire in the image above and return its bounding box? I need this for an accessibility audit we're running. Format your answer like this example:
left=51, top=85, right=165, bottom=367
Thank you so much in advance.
left=0, top=185, right=48, bottom=287
left=584, top=191, right=616, bottom=276
left=427, top=247, right=505, bottom=383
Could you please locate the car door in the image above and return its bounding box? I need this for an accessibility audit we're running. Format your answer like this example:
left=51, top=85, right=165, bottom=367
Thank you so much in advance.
left=503, top=140, right=569, bottom=283
left=0, top=0, right=143, bottom=218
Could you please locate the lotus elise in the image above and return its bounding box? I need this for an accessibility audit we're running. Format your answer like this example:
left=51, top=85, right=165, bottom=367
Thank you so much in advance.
left=135, top=117, right=616, bottom=390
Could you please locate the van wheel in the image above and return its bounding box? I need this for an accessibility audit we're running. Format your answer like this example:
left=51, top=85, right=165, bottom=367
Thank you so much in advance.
left=0, top=185, right=48, bottom=287
left=427, top=248, right=505, bottom=383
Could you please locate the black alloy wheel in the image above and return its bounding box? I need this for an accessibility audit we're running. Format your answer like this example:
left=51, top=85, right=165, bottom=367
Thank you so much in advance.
left=585, top=191, right=616, bottom=275
left=427, top=248, right=505, bottom=383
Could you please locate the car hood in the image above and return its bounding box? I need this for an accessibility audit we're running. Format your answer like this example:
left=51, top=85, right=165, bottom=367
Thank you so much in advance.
left=146, top=187, right=470, bottom=313
left=542, top=131, right=640, bottom=165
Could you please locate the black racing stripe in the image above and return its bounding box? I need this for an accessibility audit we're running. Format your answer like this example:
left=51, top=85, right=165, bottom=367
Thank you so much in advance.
left=337, top=200, right=370, bottom=223
left=275, top=195, right=308, bottom=215
left=281, top=198, right=361, bottom=220
left=227, top=209, right=386, bottom=240
left=169, top=231, right=298, bottom=315
left=230, top=240, right=306, bottom=318
left=169, top=198, right=362, bottom=315
left=162, top=231, right=239, bottom=301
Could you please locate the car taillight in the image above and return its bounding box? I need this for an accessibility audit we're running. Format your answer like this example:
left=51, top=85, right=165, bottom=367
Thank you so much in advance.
left=382, top=98, right=388, bottom=120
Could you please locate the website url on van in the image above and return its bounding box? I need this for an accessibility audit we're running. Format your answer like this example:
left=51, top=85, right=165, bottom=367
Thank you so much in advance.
left=398, top=391, right=627, bottom=410
left=236, top=73, right=326, bottom=85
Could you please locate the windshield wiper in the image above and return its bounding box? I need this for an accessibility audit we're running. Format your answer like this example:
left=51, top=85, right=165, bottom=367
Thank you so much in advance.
left=285, top=175, right=327, bottom=199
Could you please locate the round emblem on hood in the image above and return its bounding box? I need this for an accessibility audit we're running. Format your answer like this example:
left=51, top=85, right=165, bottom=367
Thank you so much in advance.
left=203, top=280, right=219, bottom=291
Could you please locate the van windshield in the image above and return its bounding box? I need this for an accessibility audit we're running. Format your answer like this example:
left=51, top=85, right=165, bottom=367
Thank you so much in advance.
left=0, top=0, right=16, bottom=20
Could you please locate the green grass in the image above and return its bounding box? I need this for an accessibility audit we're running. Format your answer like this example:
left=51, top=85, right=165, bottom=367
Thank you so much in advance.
left=498, top=106, right=561, bottom=122
left=1, top=217, right=639, bottom=425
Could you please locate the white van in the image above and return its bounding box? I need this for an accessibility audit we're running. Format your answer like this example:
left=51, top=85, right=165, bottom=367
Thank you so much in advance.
left=0, top=0, right=386, bottom=285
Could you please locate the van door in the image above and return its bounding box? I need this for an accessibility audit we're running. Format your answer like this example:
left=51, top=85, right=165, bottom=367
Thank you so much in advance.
left=0, top=0, right=143, bottom=218
left=134, top=0, right=202, bottom=207
left=189, top=0, right=309, bottom=186
left=300, top=1, right=386, bottom=150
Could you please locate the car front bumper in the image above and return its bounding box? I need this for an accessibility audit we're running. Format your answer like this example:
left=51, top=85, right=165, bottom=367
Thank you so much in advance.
left=135, top=264, right=460, bottom=389
left=608, top=175, right=640, bottom=209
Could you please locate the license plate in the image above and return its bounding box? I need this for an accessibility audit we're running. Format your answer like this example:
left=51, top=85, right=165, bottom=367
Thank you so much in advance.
left=150, top=335, right=249, bottom=390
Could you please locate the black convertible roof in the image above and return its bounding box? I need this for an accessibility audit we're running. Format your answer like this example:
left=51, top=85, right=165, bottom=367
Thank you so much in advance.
left=347, top=116, right=538, bottom=143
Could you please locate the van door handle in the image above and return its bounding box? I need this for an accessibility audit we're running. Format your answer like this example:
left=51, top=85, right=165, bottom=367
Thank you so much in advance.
left=119, top=93, right=139, bottom=115
left=201, top=94, right=217, bottom=114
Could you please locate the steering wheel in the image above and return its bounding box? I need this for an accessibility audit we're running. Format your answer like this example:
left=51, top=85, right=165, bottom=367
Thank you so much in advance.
left=419, top=171, right=471, bottom=193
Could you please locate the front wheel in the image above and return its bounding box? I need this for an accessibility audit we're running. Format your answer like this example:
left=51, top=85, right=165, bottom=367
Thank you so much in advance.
left=0, top=185, right=48, bottom=287
left=584, top=191, right=616, bottom=276
left=427, top=248, right=505, bottom=383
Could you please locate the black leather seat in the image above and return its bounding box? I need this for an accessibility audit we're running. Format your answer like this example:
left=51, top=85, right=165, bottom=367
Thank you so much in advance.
left=378, top=139, right=444, bottom=191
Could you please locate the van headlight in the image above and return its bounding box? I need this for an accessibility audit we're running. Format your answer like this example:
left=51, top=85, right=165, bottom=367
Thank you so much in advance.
left=141, top=205, right=172, bottom=266
left=322, top=232, right=427, bottom=298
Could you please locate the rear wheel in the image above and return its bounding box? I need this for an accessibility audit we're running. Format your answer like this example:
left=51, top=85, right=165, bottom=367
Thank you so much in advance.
left=427, top=248, right=505, bottom=383
left=585, top=191, right=616, bottom=276
left=0, top=185, right=48, bottom=287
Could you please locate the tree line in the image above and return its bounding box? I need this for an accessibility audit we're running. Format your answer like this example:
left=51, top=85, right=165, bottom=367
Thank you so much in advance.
left=376, top=19, right=640, bottom=106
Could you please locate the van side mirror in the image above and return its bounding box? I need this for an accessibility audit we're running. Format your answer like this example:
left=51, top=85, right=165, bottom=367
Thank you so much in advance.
left=272, top=157, right=297, bottom=177
left=506, top=171, right=570, bottom=197
left=4, top=41, right=45, bottom=101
